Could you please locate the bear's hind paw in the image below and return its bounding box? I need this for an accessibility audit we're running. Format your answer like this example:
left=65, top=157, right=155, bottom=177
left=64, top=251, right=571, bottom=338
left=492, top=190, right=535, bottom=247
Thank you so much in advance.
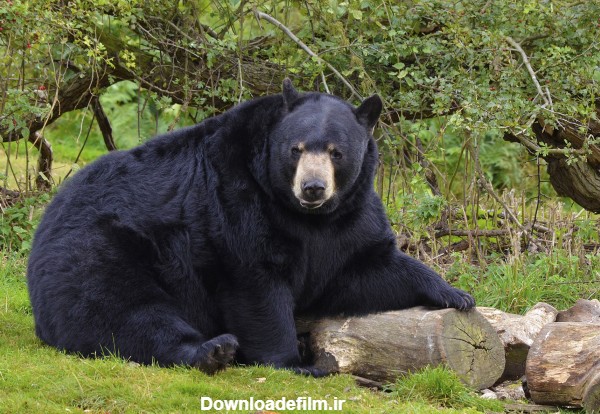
left=194, top=334, right=239, bottom=374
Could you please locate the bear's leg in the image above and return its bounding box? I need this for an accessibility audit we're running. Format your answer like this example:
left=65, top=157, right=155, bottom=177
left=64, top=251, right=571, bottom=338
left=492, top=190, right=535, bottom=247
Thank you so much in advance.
left=99, top=222, right=240, bottom=373
left=312, top=246, right=474, bottom=315
left=115, top=306, right=238, bottom=374
left=219, top=283, right=328, bottom=377
left=30, top=219, right=238, bottom=374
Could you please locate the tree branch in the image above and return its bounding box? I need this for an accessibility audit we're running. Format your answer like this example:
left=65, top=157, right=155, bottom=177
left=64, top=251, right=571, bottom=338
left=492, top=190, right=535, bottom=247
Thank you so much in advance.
left=91, top=96, right=117, bottom=151
left=254, top=10, right=362, bottom=100
left=505, top=36, right=551, bottom=107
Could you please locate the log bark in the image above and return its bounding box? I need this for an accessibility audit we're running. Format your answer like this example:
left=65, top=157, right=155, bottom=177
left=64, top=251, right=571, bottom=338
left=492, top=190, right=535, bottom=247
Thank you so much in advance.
left=525, top=322, right=600, bottom=412
left=556, top=299, right=600, bottom=323
left=478, top=303, right=557, bottom=382
left=298, top=307, right=505, bottom=390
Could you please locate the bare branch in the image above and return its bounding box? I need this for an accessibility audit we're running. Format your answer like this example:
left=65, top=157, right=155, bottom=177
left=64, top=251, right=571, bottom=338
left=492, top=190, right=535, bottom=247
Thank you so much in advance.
left=254, top=10, right=362, bottom=100
left=435, top=228, right=511, bottom=238
left=505, top=36, right=551, bottom=107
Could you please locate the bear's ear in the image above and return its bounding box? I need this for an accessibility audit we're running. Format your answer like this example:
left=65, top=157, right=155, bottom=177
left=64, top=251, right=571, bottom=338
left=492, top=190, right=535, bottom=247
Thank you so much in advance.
left=354, top=94, right=383, bottom=131
left=282, top=78, right=300, bottom=109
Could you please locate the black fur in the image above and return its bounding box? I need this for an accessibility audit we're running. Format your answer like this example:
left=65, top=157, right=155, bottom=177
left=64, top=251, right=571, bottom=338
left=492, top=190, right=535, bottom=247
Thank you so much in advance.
left=27, top=83, right=474, bottom=375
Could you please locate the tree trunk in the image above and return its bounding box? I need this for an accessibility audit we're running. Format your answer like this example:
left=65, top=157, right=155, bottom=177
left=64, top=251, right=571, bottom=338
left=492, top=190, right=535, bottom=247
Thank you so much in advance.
left=532, top=106, right=600, bottom=213
left=29, top=131, right=53, bottom=191
left=298, top=307, right=505, bottom=390
left=525, top=322, right=600, bottom=412
left=546, top=158, right=600, bottom=213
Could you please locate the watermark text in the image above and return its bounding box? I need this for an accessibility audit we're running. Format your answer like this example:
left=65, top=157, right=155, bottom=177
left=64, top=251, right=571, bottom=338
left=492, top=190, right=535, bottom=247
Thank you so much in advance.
left=200, top=396, right=346, bottom=411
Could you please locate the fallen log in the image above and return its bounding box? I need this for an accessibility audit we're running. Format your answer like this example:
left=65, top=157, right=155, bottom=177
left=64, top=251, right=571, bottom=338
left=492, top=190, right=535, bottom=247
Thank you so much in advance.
left=556, top=299, right=600, bottom=323
left=478, top=303, right=557, bottom=382
left=298, top=307, right=505, bottom=390
left=525, top=322, right=600, bottom=412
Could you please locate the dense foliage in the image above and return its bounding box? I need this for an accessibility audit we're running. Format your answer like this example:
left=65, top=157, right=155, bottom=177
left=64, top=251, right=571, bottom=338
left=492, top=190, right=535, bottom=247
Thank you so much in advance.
left=1, top=0, right=599, bottom=263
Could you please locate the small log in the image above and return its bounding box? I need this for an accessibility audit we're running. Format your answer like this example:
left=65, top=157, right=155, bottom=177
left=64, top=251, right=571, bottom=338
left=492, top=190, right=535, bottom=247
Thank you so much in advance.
left=300, top=307, right=505, bottom=390
left=556, top=299, right=600, bottom=323
left=503, top=403, right=561, bottom=413
left=478, top=303, right=557, bottom=382
left=525, top=322, right=600, bottom=412
left=352, top=375, right=384, bottom=390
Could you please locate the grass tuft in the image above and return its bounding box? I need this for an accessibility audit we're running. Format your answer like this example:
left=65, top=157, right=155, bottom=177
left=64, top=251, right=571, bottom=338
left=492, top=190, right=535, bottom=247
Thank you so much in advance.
left=387, top=366, right=503, bottom=412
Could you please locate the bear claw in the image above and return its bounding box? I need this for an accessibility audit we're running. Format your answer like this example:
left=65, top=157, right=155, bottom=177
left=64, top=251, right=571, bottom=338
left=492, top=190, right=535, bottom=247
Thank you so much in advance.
left=430, top=287, right=475, bottom=311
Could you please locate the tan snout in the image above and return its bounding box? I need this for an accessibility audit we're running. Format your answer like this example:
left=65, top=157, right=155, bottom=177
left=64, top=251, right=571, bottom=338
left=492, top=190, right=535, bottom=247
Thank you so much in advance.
left=293, top=152, right=335, bottom=209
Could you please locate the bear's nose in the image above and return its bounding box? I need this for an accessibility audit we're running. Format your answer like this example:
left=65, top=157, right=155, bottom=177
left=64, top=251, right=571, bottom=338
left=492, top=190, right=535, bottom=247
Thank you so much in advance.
left=301, top=179, right=326, bottom=201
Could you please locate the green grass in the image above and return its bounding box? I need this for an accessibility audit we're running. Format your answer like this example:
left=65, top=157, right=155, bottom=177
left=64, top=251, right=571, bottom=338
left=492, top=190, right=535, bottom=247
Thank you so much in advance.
left=1, top=254, right=502, bottom=414
left=447, top=252, right=599, bottom=314
left=389, top=367, right=503, bottom=413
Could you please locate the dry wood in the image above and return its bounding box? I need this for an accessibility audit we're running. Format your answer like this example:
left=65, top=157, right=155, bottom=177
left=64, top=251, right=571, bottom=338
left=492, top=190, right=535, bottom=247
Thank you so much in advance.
left=525, top=322, right=600, bottom=412
left=298, top=307, right=505, bottom=390
left=503, top=403, right=561, bottom=413
left=478, top=303, right=557, bottom=382
left=556, top=299, right=600, bottom=323
left=352, top=375, right=384, bottom=390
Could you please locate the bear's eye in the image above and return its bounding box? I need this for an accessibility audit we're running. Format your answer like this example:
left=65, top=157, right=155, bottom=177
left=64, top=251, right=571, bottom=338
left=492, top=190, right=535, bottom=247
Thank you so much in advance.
left=330, top=149, right=343, bottom=160
left=291, top=146, right=302, bottom=156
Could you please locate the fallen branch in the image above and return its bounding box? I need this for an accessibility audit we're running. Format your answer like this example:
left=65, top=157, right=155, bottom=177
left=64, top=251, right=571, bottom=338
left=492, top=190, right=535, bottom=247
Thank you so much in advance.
left=353, top=376, right=384, bottom=390
left=435, top=228, right=511, bottom=238
left=0, top=186, right=21, bottom=209
left=468, top=141, right=546, bottom=252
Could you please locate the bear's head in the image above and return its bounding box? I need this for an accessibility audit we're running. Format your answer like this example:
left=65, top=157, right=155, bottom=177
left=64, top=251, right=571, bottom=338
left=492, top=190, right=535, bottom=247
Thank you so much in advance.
left=269, top=80, right=382, bottom=215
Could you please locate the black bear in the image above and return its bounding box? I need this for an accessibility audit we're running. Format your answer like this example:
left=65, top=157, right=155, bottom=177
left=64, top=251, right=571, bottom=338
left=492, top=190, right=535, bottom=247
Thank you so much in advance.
left=27, top=80, right=474, bottom=375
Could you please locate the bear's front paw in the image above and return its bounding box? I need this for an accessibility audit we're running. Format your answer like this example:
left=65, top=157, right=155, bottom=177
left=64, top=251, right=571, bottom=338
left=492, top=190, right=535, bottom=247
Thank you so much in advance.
left=194, top=334, right=239, bottom=374
left=429, top=287, right=475, bottom=311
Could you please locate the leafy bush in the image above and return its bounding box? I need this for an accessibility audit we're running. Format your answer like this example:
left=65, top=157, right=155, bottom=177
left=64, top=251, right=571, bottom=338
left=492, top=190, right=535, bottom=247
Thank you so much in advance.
left=0, top=193, right=49, bottom=255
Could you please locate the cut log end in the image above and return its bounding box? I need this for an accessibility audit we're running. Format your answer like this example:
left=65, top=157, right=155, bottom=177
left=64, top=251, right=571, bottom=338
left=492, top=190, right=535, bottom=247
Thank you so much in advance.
left=439, top=309, right=506, bottom=389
